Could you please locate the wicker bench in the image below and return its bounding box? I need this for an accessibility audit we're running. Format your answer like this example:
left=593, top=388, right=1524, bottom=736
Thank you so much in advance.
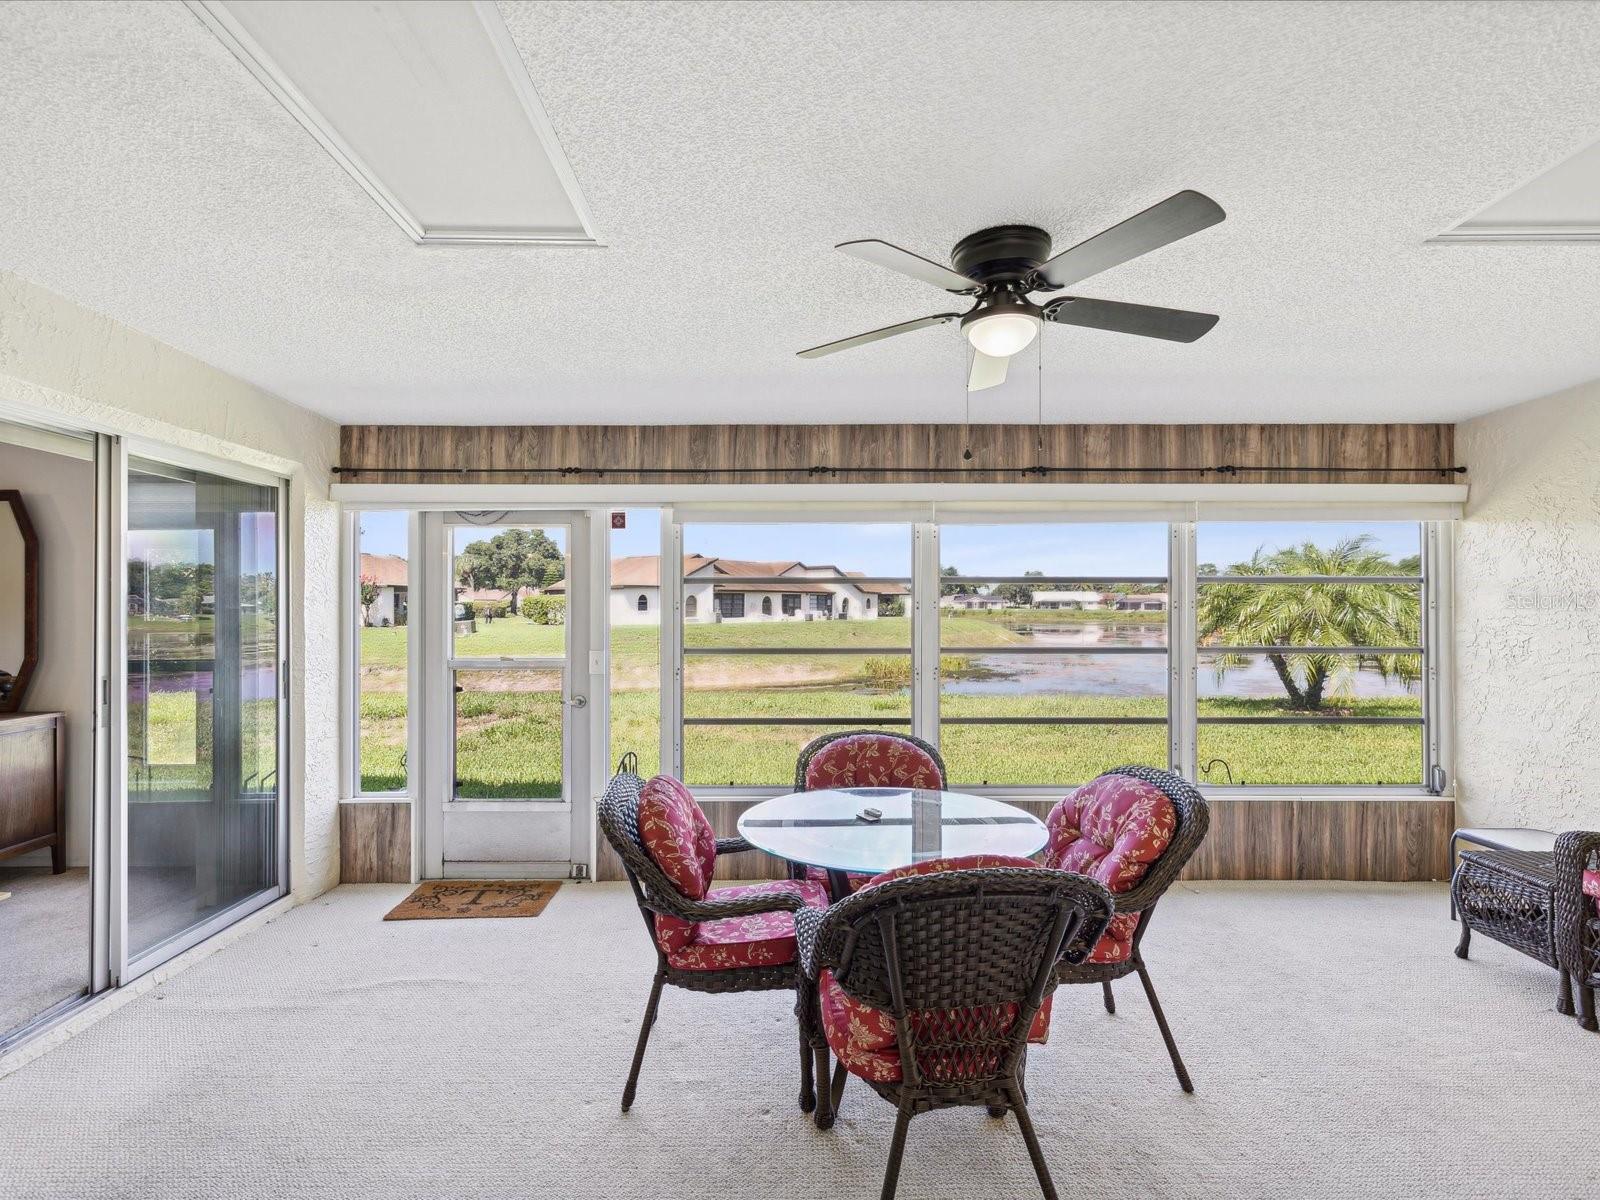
left=1452, top=849, right=1574, bottom=1017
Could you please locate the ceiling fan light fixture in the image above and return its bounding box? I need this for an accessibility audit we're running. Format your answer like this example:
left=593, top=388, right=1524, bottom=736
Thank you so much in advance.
left=797, top=192, right=1224, bottom=361
left=964, top=309, right=1040, bottom=357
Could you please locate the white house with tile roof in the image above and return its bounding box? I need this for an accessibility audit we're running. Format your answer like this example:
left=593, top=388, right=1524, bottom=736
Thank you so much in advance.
left=561, top=555, right=907, bottom=625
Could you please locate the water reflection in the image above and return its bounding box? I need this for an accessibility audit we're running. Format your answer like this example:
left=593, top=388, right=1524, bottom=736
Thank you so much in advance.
left=940, top=620, right=1417, bottom=699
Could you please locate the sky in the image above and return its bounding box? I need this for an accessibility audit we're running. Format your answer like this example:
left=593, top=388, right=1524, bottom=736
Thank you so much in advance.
left=357, top=510, right=1419, bottom=579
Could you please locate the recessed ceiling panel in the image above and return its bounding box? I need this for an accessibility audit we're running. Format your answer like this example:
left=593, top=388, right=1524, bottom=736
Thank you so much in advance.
left=1435, top=135, right=1600, bottom=242
left=190, top=0, right=599, bottom=245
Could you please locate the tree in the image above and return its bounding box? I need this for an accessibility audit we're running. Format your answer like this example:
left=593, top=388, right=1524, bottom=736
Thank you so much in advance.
left=1197, top=535, right=1420, bottom=710
left=940, top=565, right=974, bottom=597
left=994, top=569, right=1044, bottom=607
left=359, top=575, right=379, bottom=626
left=456, top=528, right=565, bottom=613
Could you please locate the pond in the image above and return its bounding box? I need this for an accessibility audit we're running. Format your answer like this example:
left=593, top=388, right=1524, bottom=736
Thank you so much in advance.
left=944, top=621, right=1416, bottom=699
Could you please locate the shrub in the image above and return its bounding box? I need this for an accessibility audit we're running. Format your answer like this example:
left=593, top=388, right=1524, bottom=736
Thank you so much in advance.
left=862, top=657, right=910, bottom=689
left=861, top=655, right=973, bottom=690
left=522, top=595, right=566, bottom=625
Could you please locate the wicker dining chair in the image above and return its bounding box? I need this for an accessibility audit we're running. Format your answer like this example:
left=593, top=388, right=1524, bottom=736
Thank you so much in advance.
left=790, top=730, right=948, bottom=893
left=597, top=756, right=830, bottom=1112
left=1044, top=765, right=1209, bottom=1091
left=1555, top=829, right=1600, bottom=1032
left=795, top=857, right=1113, bottom=1200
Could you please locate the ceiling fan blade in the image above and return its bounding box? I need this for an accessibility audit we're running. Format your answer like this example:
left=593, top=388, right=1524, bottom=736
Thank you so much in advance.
left=1035, top=190, right=1225, bottom=290
left=837, top=239, right=982, bottom=293
left=1043, top=296, right=1219, bottom=342
left=968, top=349, right=1009, bottom=391
left=796, top=313, right=960, bottom=359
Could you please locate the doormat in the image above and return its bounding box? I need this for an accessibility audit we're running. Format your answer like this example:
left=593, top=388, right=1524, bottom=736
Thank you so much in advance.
left=383, top=880, right=561, bottom=921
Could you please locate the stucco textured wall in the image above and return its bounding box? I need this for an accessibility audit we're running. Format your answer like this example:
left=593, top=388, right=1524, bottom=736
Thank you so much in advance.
left=0, top=268, right=342, bottom=897
left=1456, top=381, right=1600, bottom=831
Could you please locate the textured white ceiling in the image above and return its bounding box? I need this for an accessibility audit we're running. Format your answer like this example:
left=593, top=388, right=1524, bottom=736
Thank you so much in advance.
left=2, top=0, right=1600, bottom=427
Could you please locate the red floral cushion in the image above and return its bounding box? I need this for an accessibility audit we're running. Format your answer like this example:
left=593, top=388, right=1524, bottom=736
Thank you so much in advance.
left=638, top=774, right=717, bottom=953
left=866, top=853, right=1044, bottom=887
left=663, top=879, right=829, bottom=972
left=1585, top=869, right=1599, bottom=915
left=820, top=854, right=1052, bottom=1083
left=803, top=734, right=944, bottom=791
left=1044, top=772, right=1175, bottom=962
left=1086, top=911, right=1141, bottom=963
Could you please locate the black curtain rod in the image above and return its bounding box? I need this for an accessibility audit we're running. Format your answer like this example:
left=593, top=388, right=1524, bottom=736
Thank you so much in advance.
left=333, top=463, right=1466, bottom=479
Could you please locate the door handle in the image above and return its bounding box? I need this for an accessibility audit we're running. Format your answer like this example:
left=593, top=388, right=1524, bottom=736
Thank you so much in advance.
left=568, top=695, right=588, bottom=709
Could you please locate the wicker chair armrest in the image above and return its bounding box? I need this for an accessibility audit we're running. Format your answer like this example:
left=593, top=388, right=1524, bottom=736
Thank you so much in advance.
left=1555, top=830, right=1600, bottom=975
left=1074, top=844, right=1195, bottom=919
left=644, top=886, right=808, bottom=925
left=1109, top=873, right=1176, bottom=918
left=715, top=836, right=756, bottom=856
left=1555, top=830, right=1600, bottom=879
left=794, top=906, right=826, bottom=980
left=1057, top=879, right=1116, bottom=965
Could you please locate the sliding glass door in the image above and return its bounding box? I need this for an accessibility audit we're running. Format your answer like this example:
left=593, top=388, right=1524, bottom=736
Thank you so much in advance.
left=123, top=455, right=285, bottom=971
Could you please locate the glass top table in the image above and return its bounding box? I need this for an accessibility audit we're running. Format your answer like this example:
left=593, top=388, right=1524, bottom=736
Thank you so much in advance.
left=736, top=788, right=1048, bottom=889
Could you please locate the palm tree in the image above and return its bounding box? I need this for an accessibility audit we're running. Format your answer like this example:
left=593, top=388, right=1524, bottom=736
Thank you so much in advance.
left=1197, top=535, right=1420, bottom=710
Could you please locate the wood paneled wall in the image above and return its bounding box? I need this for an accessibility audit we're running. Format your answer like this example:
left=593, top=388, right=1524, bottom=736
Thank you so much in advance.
left=339, top=801, right=412, bottom=884
left=594, top=797, right=1455, bottom=885
left=338, top=423, right=1458, bottom=485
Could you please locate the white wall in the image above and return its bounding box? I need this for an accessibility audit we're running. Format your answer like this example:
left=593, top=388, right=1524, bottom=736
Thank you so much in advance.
left=0, top=268, right=343, bottom=897
left=0, top=439, right=95, bottom=865
left=1455, top=379, right=1600, bottom=832
left=609, top=588, right=657, bottom=626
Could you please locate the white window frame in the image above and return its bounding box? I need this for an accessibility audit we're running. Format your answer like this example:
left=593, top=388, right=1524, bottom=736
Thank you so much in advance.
left=341, top=508, right=419, bottom=800
left=1191, top=518, right=1444, bottom=797
left=928, top=513, right=1174, bottom=797
left=661, top=507, right=1450, bottom=802
left=329, top=488, right=1462, bottom=810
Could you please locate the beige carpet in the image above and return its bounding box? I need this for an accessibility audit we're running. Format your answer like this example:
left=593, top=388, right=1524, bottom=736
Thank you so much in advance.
left=0, top=865, right=89, bottom=1035
left=0, top=880, right=1591, bottom=1198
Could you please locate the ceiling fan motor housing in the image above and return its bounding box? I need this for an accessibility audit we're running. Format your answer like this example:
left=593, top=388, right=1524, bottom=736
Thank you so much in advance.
left=950, top=224, right=1054, bottom=285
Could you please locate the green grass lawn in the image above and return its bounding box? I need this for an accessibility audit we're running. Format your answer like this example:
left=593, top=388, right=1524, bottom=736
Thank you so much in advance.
left=356, top=615, right=1423, bottom=793
left=361, top=688, right=1422, bottom=794
left=359, top=614, right=1016, bottom=667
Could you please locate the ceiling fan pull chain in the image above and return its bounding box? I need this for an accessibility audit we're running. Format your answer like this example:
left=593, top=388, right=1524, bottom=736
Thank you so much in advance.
left=962, top=342, right=974, bottom=462
left=1036, top=326, right=1046, bottom=463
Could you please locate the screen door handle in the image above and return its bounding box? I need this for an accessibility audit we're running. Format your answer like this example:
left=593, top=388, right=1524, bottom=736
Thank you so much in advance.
left=567, top=695, right=588, bottom=709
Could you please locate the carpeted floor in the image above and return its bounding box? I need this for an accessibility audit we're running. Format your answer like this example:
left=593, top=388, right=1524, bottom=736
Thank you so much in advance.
left=0, top=865, right=89, bottom=1035
left=0, top=880, right=1591, bottom=1199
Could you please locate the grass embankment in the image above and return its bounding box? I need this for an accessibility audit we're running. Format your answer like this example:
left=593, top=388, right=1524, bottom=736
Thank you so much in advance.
left=356, top=616, right=1422, bottom=795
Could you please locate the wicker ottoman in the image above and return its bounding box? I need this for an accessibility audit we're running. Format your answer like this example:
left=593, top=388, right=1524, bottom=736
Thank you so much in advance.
left=1452, top=849, right=1574, bottom=1017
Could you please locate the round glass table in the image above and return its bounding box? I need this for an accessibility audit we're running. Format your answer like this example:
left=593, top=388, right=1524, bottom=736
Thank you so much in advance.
left=736, top=787, right=1049, bottom=899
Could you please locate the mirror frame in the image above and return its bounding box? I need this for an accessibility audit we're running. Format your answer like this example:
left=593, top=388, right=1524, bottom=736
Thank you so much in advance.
left=0, top=489, right=39, bottom=713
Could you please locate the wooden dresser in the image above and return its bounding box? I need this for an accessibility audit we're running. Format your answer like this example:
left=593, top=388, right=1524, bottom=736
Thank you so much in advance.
left=0, top=712, right=65, bottom=873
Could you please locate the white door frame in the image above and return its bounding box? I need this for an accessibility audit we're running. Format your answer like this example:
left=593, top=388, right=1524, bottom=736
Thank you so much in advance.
left=418, top=510, right=592, bottom=878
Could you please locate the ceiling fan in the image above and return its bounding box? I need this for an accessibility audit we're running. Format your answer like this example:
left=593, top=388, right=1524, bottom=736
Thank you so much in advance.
left=798, top=190, right=1225, bottom=391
